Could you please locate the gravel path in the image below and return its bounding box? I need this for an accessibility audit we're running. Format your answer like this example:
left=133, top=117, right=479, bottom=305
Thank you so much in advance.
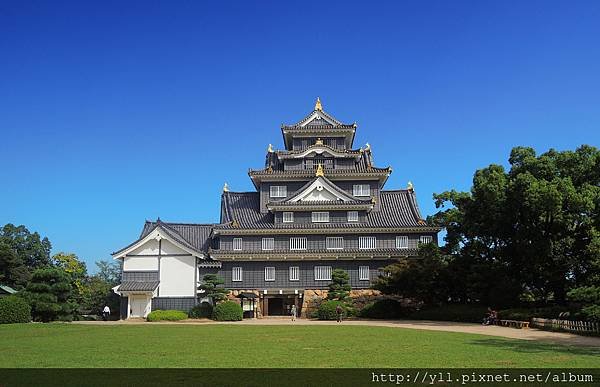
left=74, top=318, right=600, bottom=348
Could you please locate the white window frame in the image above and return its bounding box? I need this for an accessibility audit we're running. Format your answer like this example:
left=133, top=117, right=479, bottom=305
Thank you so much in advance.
left=270, top=185, right=287, bottom=198
left=282, top=212, right=294, bottom=223
left=289, top=266, right=299, bottom=281
left=314, top=265, right=332, bottom=281
left=420, top=235, right=433, bottom=245
left=232, top=237, right=243, bottom=251
left=262, top=237, right=274, bottom=251
left=232, top=267, right=243, bottom=282
left=396, top=236, right=409, bottom=249
left=312, top=211, right=329, bottom=223
left=290, top=237, right=307, bottom=251
left=359, top=265, right=370, bottom=281
left=347, top=211, right=359, bottom=222
left=353, top=184, right=371, bottom=197
left=264, top=267, right=275, bottom=282
left=326, top=237, right=344, bottom=250
left=359, top=236, right=377, bottom=250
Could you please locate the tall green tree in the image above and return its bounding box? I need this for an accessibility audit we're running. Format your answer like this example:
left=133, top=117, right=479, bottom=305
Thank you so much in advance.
left=0, top=224, right=52, bottom=288
left=198, top=274, right=229, bottom=304
left=23, top=267, right=77, bottom=322
left=432, top=145, right=600, bottom=306
left=327, top=269, right=351, bottom=301
left=95, top=260, right=122, bottom=285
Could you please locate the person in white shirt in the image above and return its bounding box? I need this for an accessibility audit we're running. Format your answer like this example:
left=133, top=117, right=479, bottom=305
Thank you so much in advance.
left=102, top=305, right=111, bottom=321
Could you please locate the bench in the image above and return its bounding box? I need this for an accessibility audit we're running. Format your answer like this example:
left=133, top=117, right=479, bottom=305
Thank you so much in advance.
left=498, top=319, right=530, bottom=329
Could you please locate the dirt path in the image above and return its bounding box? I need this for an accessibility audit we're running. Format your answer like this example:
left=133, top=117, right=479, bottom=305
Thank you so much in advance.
left=74, top=318, right=600, bottom=348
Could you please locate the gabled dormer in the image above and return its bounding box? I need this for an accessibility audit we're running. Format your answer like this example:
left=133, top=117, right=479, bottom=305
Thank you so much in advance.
left=281, top=98, right=357, bottom=151
left=265, top=167, right=374, bottom=213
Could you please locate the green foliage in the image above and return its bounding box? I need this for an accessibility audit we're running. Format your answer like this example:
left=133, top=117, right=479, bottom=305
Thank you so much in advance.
left=568, top=286, right=600, bottom=321
left=0, top=224, right=52, bottom=289
left=359, top=299, right=408, bottom=319
left=374, top=243, right=451, bottom=305
left=53, top=252, right=87, bottom=307
left=580, top=305, right=600, bottom=322
left=198, top=274, right=229, bottom=304
left=146, top=310, right=188, bottom=322
left=498, top=306, right=572, bottom=321
left=327, top=269, right=351, bottom=301
left=409, top=304, right=489, bottom=323
left=431, top=145, right=600, bottom=307
left=188, top=302, right=213, bottom=318
left=23, top=267, right=76, bottom=322
left=94, top=260, right=122, bottom=285
left=316, top=300, right=347, bottom=320
left=212, top=301, right=242, bottom=321
left=0, top=296, right=31, bottom=324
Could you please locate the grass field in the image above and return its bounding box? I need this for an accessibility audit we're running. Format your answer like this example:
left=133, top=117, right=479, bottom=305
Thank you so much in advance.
left=0, top=324, right=599, bottom=368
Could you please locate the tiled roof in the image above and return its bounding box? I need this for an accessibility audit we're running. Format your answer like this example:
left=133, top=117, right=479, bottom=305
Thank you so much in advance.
left=282, top=108, right=354, bottom=129
left=118, top=281, right=160, bottom=292
left=140, top=221, right=215, bottom=252
left=211, top=248, right=420, bottom=255
left=216, top=189, right=429, bottom=230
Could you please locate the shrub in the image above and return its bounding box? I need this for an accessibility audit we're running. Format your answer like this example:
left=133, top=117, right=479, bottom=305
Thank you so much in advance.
left=409, top=304, right=488, bottom=323
left=146, top=310, right=188, bottom=322
left=0, top=296, right=31, bottom=324
left=359, top=299, right=407, bottom=319
left=212, top=301, right=243, bottom=321
left=498, top=306, right=573, bottom=321
left=316, top=300, right=347, bottom=320
left=189, top=302, right=213, bottom=319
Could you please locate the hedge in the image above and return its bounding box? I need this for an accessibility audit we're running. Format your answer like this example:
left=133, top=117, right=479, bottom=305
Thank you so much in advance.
left=212, top=301, right=243, bottom=321
left=189, top=302, right=213, bottom=319
left=498, top=306, right=573, bottom=321
left=316, top=300, right=348, bottom=320
left=359, top=299, right=408, bottom=319
left=0, top=296, right=31, bottom=324
left=409, top=304, right=488, bottom=323
left=146, top=310, right=188, bottom=322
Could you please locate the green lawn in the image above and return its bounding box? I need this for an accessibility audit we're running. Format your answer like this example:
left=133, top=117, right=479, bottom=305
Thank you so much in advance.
left=0, top=324, right=598, bottom=368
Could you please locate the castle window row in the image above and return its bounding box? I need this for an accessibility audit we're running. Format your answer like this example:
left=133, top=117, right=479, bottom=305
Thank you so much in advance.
left=230, top=265, right=370, bottom=282
left=282, top=211, right=361, bottom=224
left=222, top=236, right=434, bottom=251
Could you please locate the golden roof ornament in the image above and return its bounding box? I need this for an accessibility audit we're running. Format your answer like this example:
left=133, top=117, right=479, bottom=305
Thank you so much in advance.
left=314, top=97, right=323, bottom=111
left=231, top=219, right=239, bottom=228
left=223, top=182, right=229, bottom=192
left=315, top=138, right=323, bottom=145
left=315, top=163, right=325, bottom=177
left=407, top=181, right=414, bottom=191
left=267, top=143, right=274, bottom=153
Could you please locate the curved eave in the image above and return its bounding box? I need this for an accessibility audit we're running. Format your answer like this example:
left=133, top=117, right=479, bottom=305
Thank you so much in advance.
left=212, top=226, right=441, bottom=235
left=208, top=248, right=419, bottom=261
left=266, top=202, right=374, bottom=212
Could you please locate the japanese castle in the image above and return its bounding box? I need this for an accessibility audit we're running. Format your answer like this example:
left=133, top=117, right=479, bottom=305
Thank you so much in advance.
left=112, top=99, right=440, bottom=319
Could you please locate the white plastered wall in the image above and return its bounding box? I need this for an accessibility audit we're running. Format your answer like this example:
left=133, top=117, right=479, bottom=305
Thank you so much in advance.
left=159, top=255, right=196, bottom=296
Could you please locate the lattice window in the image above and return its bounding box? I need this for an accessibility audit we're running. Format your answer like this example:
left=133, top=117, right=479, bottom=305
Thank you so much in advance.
left=359, top=236, right=377, bottom=250
left=314, top=266, right=332, bottom=281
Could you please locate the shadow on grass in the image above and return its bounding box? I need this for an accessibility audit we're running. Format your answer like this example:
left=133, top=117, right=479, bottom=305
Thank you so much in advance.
left=467, top=337, right=600, bottom=357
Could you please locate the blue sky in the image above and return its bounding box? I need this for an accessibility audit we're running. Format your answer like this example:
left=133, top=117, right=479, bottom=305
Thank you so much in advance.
left=1, top=1, right=599, bottom=271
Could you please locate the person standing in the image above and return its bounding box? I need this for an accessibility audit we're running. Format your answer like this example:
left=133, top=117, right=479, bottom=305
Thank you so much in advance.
left=102, top=305, right=111, bottom=321
left=335, top=304, right=343, bottom=323
left=290, top=304, right=297, bottom=322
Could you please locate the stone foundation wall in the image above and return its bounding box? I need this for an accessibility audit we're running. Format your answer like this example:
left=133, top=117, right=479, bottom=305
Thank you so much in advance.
left=301, top=289, right=385, bottom=318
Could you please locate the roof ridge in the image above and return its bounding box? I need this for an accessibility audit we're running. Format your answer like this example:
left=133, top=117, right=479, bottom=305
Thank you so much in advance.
left=381, top=189, right=410, bottom=193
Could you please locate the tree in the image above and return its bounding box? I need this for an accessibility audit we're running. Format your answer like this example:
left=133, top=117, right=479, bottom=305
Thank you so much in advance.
left=0, top=224, right=52, bottom=289
left=0, top=242, right=29, bottom=289
left=374, top=244, right=452, bottom=306
left=53, top=252, right=87, bottom=307
left=95, top=260, right=122, bottom=285
left=198, top=274, right=229, bottom=304
left=431, top=145, right=600, bottom=306
left=23, top=267, right=77, bottom=322
left=0, top=224, right=52, bottom=269
left=327, top=269, right=351, bottom=301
